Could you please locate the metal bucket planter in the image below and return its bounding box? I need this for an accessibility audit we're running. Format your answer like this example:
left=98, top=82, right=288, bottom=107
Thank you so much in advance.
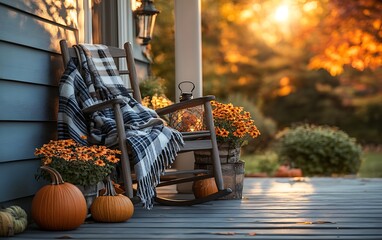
left=194, top=143, right=244, bottom=199
left=194, top=143, right=241, bottom=164
left=76, top=182, right=103, bottom=217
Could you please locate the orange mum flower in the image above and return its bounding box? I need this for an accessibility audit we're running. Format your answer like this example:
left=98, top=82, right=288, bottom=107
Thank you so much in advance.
left=107, top=155, right=120, bottom=163
left=95, top=160, right=106, bottom=167
left=78, top=153, right=92, bottom=161
left=43, top=158, right=52, bottom=165
left=211, top=101, right=260, bottom=147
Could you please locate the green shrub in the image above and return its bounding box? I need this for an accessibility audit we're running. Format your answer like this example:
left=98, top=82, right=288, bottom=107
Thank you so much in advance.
left=274, top=124, right=362, bottom=176
left=139, top=76, right=168, bottom=98
left=255, top=152, right=280, bottom=176
left=242, top=152, right=280, bottom=176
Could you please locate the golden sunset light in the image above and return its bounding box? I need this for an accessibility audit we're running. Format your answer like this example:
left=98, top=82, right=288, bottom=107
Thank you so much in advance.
left=274, top=4, right=289, bottom=22
left=2, top=0, right=382, bottom=238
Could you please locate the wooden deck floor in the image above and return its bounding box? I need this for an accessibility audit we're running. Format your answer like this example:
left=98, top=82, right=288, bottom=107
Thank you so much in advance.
left=15, top=177, right=382, bottom=239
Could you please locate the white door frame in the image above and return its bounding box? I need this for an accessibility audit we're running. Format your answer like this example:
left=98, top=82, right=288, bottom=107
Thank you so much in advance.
left=78, top=0, right=92, bottom=43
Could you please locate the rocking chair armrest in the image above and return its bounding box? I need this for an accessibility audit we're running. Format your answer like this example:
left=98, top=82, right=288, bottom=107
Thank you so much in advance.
left=82, top=98, right=125, bottom=114
left=155, top=95, right=215, bottom=116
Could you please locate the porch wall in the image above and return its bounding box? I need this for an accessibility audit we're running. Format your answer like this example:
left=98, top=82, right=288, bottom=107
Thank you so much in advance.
left=0, top=0, right=78, bottom=206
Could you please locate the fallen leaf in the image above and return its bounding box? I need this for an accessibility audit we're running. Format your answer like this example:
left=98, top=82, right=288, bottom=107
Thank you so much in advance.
left=248, top=232, right=257, bottom=236
left=297, top=221, right=313, bottom=224
left=314, top=221, right=336, bottom=224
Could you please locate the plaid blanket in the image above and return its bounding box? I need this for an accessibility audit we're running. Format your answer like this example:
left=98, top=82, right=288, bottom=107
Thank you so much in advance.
left=57, top=44, right=184, bottom=209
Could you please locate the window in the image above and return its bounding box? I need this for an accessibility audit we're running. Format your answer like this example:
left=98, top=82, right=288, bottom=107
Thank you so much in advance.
left=92, top=0, right=119, bottom=46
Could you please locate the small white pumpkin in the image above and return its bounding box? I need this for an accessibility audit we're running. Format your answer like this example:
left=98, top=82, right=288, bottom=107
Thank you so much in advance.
left=0, top=211, right=14, bottom=237
left=4, top=206, right=28, bottom=234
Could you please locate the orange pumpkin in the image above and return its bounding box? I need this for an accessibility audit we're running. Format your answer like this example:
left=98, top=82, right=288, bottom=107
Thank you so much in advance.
left=274, top=165, right=290, bottom=177
left=90, top=177, right=134, bottom=222
left=31, top=166, right=87, bottom=230
left=274, top=165, right=303, bottom=177
left=289, top=168, right=303, bottom=177
left=192, top=177, right=218, bottom=199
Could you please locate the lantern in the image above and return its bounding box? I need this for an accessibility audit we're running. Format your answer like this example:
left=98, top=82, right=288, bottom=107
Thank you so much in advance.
left=169, top=81, right=204, bottom=132
left=134, top=0, right=160, bottom=45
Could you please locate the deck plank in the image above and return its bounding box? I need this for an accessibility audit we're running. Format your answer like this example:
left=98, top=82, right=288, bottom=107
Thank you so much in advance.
left=14, top=177, right=382, bottom=239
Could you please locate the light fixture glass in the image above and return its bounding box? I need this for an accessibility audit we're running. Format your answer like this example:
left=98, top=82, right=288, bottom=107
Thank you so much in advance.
left=134, top=0, right=160, bottom=45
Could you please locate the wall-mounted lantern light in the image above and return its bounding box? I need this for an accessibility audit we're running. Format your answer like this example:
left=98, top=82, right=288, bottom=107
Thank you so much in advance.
left=134, top=0, right=160, bottom=45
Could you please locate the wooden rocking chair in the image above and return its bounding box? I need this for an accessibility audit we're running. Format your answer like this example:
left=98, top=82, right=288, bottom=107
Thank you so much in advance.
left=59, top=40, right=232, bottom=206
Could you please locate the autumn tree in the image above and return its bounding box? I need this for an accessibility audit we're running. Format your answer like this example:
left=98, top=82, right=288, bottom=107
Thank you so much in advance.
left=151, top=0, right=176, bottom=100
left=151, top=0, right=382, bottom=144
left=308, top=0, right=382, bottom=76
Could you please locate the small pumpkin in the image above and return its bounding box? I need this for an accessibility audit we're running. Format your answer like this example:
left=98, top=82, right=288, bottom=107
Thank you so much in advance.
left=90, top=176, right=134, bottom=222
left=274, top=165, right=290, bottom=177
left=289, top=168, right=303, bottom=177
left=0, top=211, right=14, bottom=237
left=32, top=166, right=87, bottom=230
left=274, top=165, right=303, bottom=177
left=4, top=206, right=27, bottom=234
left=192, top=177, right=218, bottom=199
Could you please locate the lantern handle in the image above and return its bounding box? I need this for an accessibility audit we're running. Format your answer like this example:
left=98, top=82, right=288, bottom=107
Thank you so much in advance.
left=178, top=81, right=195, bottom=93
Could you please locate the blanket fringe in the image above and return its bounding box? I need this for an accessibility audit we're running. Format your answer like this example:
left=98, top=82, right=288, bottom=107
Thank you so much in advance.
left=136, top=132, right=183, bottom=209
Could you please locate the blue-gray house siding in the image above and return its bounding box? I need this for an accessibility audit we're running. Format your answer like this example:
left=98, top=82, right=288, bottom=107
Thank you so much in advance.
left=0, top=0, right=78, bottom=207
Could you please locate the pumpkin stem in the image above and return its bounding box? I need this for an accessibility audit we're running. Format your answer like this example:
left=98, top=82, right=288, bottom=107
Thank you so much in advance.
left=40, top=166, right=65, bottom=185
left=103, top=176, right=118, bottom=196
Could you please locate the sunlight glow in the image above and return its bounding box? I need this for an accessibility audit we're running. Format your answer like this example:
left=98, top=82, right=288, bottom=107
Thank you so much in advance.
left=269, top=180, right=315, bottom=198
left=240, top=9, right=252, bottom=21
left=31, top=0, right=77, bottom=50
left=238, top=76, right=250, bottom=85
left=276, top=77, right=294, bottom=96
left=247, top=178, right=316, bottom=202
left=131, top=0, right=141, bottom=11
left=274, top=4, right=289, bottom=22
left=303, top=1, right=318, bottom=12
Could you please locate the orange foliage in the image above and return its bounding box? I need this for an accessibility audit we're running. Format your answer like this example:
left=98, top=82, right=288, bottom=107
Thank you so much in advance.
left=308, top=0, right=382, bottom=75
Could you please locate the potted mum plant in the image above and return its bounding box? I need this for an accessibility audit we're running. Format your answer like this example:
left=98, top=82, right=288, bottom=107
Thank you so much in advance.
left=195, top=100, right=261, bottom=164
left=34, top=138, right=121, bottom=209
left=194, top=100, right=260, bottom=199
left=213, top=100, right=260, bottom=149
